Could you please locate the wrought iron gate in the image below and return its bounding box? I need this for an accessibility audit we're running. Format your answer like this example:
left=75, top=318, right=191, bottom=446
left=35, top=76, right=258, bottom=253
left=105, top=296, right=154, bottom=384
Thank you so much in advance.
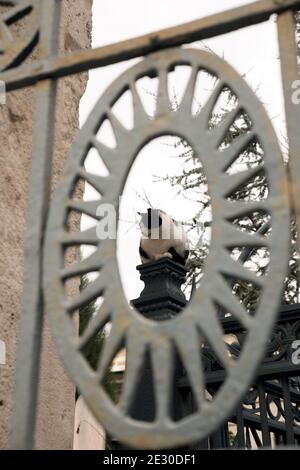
left=187, top=304, right=300, bottom=449
left=3, top=0, right=300, bottom=449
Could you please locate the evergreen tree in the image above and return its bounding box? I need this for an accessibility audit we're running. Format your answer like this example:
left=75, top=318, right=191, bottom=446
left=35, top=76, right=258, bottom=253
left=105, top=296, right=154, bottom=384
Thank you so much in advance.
left=163, top=38, right=300, bottom=307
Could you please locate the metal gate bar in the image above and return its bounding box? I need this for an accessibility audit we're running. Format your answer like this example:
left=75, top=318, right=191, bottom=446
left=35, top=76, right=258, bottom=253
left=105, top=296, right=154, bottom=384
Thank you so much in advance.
left=257, top=380, right=272, bottom=447
left=236, top=406, right=246, bottom=448
left=10, top=0, right=61, bottom=450
left=278, top=10, right=300, bottom=256
left=282, top=376, right=296, bottom=444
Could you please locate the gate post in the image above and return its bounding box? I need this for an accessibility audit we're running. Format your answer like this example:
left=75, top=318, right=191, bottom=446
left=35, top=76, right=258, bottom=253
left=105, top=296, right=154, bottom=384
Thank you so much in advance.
left=132, top=258, right=188, bottom=321
left=129, top=259, right=188, bottom=433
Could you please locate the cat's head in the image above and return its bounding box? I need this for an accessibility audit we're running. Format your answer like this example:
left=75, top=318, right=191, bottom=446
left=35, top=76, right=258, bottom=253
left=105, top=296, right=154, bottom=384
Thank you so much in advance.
left=139, top=208, right=162, bottom=237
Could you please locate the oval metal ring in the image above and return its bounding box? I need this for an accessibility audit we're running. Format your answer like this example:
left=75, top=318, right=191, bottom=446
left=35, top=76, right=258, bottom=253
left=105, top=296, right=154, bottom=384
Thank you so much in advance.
left=44, top=48, right=290, bottom=449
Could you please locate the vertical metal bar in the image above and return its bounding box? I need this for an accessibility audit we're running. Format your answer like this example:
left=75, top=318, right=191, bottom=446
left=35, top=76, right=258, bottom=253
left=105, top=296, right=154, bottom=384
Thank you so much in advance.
left=235, top=405, right=246, bottom=448
left=245, top=427, right=253, bottom=449
left=277, top=10, right=300, bottom=255
left=282, top=377, right=295, bottom=445
left=210, top=425, right=229, bottom=449
left=193, top=438, right=209, bottom=450
left=258, top=380, right=272, bottom=447
left=184, top=392, right=209, bottom=449
left=274, top=431, right=282, bottom=447
left=10, top=0, right=61, bottom=450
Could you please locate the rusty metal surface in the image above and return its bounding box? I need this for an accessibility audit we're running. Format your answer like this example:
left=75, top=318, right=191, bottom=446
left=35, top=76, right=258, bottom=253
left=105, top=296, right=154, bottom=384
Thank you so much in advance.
left=43, top=48, right=290, bottom=449
left=1, top=0, right=300, bottom=91
left=0, top=0, right=40, bottom=72
left=10, top=0, right=61, bottom=451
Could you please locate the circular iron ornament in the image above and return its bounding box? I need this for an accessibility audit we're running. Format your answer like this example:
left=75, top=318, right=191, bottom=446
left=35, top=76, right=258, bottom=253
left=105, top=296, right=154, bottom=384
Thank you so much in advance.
left=44, top=49, right=290, bottom=449
left=0, top=0, right=39, bottom=71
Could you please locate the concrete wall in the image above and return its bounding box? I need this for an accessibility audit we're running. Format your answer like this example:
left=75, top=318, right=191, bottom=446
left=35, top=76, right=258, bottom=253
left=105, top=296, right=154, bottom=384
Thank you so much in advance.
left=0, top=0, right=92, bottom=449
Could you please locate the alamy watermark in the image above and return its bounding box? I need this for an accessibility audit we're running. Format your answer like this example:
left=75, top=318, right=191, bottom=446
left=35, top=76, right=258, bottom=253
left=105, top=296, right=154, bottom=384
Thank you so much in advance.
left=96, top=203, right=190, bottom=241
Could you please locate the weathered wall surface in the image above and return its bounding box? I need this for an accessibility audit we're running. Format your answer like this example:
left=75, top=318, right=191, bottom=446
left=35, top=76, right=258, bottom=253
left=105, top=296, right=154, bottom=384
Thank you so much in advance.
left=0, top=0, right=92, bottom=449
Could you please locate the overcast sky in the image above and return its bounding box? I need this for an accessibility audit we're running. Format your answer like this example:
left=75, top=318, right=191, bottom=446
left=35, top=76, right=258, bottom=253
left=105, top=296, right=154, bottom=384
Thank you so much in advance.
left=80, top=0, right=286, bottom=300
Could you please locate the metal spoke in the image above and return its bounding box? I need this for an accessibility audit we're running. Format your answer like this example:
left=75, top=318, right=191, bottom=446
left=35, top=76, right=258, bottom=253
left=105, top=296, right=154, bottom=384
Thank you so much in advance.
left=216, top=132, right=255, bottom=172
left=0, top=0, right=39, bottom=71
left=107, top=109, right=129, bottom=145
left=77, top=301, right=111, bottom=352
left=219, top=249, right=265, bottom=288
left=130, top=80, right=150, bottom=127
left=179, top=64, right=198, bottom=114
left=68, top=199, right=101, bottom=220
left=119, top=327, right=148, bottom=414
left=60, top=227, right=99, bottom=246
left=60, top=249, right=103, bottom=280
left=221, top=220, right=270, bottom=249
left=78, top=168, right=110, bottom=195
left=196, top=81, right=224, bottom=129
left=2, top=1, right=33, bottom=23
left=210, top=106, right=241, bottom=145
left=155, top=66, right=170, bottom=117
left=97, top=319, right=127, bottom=382
left=65, top=275, right=106, bottom=313
left=220, top=164, right=265, bottom=197
left=0, top=22, right=12, bottom=42
left=91, top=137, right=116, bottom=174
left=196, top=300, right=232, bottom=370
left=222, top=200, right=271, bottom=220
left=212, top=274, right=254, bottom=329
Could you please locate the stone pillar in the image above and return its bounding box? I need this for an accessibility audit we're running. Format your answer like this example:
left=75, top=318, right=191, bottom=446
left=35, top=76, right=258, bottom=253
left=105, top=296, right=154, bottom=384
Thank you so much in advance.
left=0, top=0, right=92, bottom=450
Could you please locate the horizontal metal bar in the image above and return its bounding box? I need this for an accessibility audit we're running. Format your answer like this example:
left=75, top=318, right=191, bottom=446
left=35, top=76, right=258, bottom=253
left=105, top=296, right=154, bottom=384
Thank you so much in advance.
left=178, top=361, right=300, bottom=387
left=264, top=381, right=300, bottom=402
left=2, top=0, right=300, bottom=92
left=220, top=304, right=300, bottom=334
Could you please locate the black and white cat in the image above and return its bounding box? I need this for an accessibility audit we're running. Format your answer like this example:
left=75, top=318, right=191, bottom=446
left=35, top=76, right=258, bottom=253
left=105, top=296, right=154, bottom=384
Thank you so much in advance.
left=138, top=208, right=189, bottom=266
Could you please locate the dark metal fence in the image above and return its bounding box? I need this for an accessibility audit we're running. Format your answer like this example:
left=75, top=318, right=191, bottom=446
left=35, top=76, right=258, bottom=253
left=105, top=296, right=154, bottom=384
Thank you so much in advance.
left=110, top=306, right=300, bottom=449
left=109, top=264, right=300, bottom=450
left=188, top=304, right=300, bottom=449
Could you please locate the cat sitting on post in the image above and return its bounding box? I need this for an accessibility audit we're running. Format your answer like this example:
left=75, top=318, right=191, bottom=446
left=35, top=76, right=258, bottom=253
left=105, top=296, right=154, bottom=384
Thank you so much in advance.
left=138, top=208, right=189, bottom=266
